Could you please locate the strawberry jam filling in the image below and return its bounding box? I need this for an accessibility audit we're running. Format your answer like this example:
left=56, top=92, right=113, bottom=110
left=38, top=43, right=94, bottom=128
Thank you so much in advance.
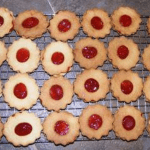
left=117, top=45, right=129, bottom=59
left=122, top=115, right=135, bottom=131
left=121, top=80, right=133, bottom=95
left=91, top=16, right=103, bottom=30
left=55, top=120, right=69, bottom=135
left=82, top=46, right=97, bottom=59
left=50, top=84, right=63, bottom=100
left=14, top=83, right=27, bottom=99
left=88, top=114, right=103, bottom=130
left=15, top=122, right=32, bottom=136
left=16, top=48, right=30, bottom=63
left=119, top=15, right=132, bottom=27
left=84, top=78, right=99, bottom=92
left=51, top=52, right=64, bottom=65
left=58, top=19, right=71, bottom=32
left=22, top=17, right=39, bottom=28
left=0, top=16, right=4, bottom=27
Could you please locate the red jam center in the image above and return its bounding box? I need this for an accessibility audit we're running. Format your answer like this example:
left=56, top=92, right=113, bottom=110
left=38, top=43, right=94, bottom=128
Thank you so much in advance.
left=122, top=115, right=135, bottom=131
left=15, top=122, right=32, bottom=136
left=82, top=46, right=97, bottom=59
left=117, top=45, right=129, bottom=59
left=16, top=48, right=30, bottom=63
left=0, top=16, right=4, bottom=27
left=119, top=15, right=132, bottom=27
left=22, top=17, right=39, bottom=28
left=14, top=83, right=27, bottom=99
left=88, top=114, right=103, bottom=130
left=55, top=120, right=69, bottom=135
left=50, top=85, right=63, bottom=100
left=91, top=16, right=103, bottom=30
left=84, top=78, right=99, bottom=93
left=121, top=80, right=133, bottom=95
left=51, top=52, right=64, bottom=65
left=58, top=19, right=71, bottom=32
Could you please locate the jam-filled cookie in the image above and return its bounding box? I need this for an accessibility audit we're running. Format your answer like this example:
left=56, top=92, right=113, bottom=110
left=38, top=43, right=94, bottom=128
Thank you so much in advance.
left=143, top=76, right=150, bottom=102
left=79, top=104, right=113, bottom=139
left=0, top=41, right=7, bottom=66
left=113, top=105, right=145, bottom=141
left=74, top=38, right=107, bottom=69
left=111, top=70, right=143, bottom=103
left=74, top=69, right=109, bottom=102
left=40, top=76, right=73, bottom=111
left=0, top=7, right=13, bottom=37
left=147, top=17, right=150, bottom=34
left=41, top=41, right=74, bottom=76
left=7, top=38, right=40, bottom=73
left=48, top=10, right=80, bottom=41
left=43, top=111, right=79, bottom=145
left=3, top=73, right=39, bottom=110
left=3, top=111, right=42, bottom=146
left=147, top=114, right=150, bottom=135
left=14, top=10, right=48, bottom=39
left=111, top=7, right=141, bottom=35
left=0, top=118, right=3, bottom=140
left=108, top=36, right=139, bottom=70
left=81, top=8, right=111, bottom=38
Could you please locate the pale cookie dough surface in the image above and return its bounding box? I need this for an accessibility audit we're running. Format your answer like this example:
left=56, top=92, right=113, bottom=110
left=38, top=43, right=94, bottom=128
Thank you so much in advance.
left=3, top=73, right=39, bottom=110
left=0, top=41, right=7, bottom=66
left=108, top=36, right=139, bottom=70
left=43, top=111, right=80, bottom=145
left=48, top=10, right=80, bottom=41
left=74, top=38, right=107, bottom=69
left=3, top=111, right=42, bottom=146
left=81, top=8, right=111, bottom=38
left=147, top=17, right=150, bottom=34
left=143, top=76, right=150, bottom=102
left=74, top=69, right=109, bottom=102
left=79, top=104, right=113, bottom=139
left=7, top=38, right=40, bottom=73
left=113, top=105, right=145, bottom=141
left=0, top=118, right=3, bottom=140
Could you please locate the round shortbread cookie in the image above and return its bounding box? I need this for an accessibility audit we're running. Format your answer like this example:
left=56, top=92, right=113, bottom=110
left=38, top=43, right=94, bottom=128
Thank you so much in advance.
left=0, top=41, right=7, bottom=67
left=143, top=76, right=150, bottom=102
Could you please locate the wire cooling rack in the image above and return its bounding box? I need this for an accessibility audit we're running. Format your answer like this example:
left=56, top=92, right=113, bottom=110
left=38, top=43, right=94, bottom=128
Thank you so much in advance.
left=0, top=15, right=150, bottom=144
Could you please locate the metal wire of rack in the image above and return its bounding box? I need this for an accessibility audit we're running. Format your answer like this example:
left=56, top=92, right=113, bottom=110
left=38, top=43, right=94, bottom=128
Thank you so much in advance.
left=0, top=15, right=150, bottom=144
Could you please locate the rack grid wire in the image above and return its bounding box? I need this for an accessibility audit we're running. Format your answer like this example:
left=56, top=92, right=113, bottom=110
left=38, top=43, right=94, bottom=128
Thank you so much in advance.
left=0, top=15, right=150, bottom=144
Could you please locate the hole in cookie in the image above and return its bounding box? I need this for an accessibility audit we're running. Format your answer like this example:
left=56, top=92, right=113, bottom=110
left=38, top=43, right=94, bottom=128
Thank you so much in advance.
left=119, top=15, right=132, bottom=27
left=51, top=52, right=64, bottom=65
left=91, top=16, right=103, bottom=30
left=121, top=80, right=133, bottom=95
left=14, top=83, right=27, bottom=99
left=22, top=17, right=39, bottom=28
left=58, top=19, right=71, bottom=32
left=117, top=45, right=129, bottom=59
left=84, top=78, right=99, bottom=93
left=54, top=120, right=69, bottom=135
left=122, top=115, right=135, bottom=131
left=82, top=46, right=97, bottom=59
left=0, top=16, right=4, bottom=27
left=88, top=114, right=103, bottom=130
left=16, top=48, right=30, bottom=63
left=15, top=122, right=32, bottom=136
left=50, top=84, right=63, bottom=100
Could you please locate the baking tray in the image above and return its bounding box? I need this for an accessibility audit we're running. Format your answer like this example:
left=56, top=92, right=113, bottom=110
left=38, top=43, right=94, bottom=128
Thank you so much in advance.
left=0, top=0, right=150, bottom=150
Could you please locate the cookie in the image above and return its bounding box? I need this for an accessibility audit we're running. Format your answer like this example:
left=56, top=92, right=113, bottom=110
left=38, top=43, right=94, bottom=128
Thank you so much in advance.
left=147, top=17, right=150, bottom=34
left=48, top=10, right=80, bottom=41
left=7, top=38, right=40, bottom=73
left=14, top=10, right=48, bottom=39
left=111, top=7, right=141, bottom=35
left=40, top=76, right=73, bottom=111
left=41, top=41, right=74, bottom=76
left=143, top=76, right=150, bottom=102
left=147, top=114, right=150, bottom=135
left=43, top=111, right=79, bottom=145
left=111, top=70, right=143, bottom=103
left=81, top=8, right=111, bottom=38
left=79, top=104, right=113, bottom=139
left=3, top=111, right=42, bottom=146
left=113, top=105, right=145, bottom=141
left=74, top=69, right=109, bottom=102
left=108, top=36, right=139, bottom=70
left=3, top=73, right=39, bottom=110
left=0, top=41, right=7, bottom=66
left=0, top=7, right=14, bottom=37
left=74, top=38, right=107, bottom=69
left=0, top=118, right=3, bottom=140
